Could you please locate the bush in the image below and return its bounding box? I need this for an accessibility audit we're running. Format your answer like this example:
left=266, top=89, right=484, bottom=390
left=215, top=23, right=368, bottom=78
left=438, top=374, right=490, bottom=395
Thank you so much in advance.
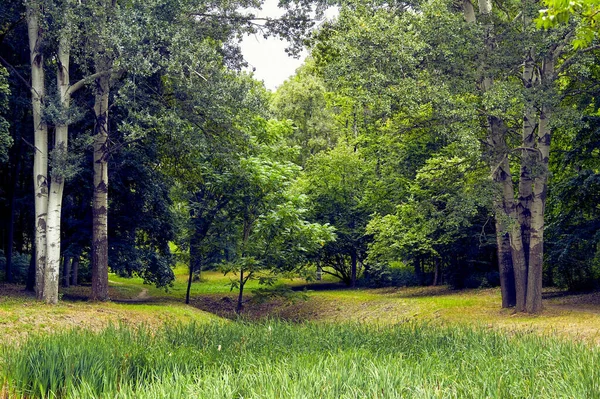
left=0, top=250, right=30, bottom=284
left=360, top=262, right=420, bottom=288
left=461, top=271, right=500, bottom=289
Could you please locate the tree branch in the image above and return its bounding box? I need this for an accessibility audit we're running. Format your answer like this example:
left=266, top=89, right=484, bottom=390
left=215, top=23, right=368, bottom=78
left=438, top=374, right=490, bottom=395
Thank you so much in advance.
left=556, top=45, right=600, bottom=77
left=67, top=69, right=114, bottom=96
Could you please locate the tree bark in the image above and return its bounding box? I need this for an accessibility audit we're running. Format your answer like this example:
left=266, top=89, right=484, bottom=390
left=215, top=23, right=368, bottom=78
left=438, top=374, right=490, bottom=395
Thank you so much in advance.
left=350, top=251, right=357, bottom=288
left=517, top=49, right=537, bottom=271
left=91, top=69, right=110, bottom=301
left=462, top=0, right=476, bottom=22
left=236, top=270, right=244, bottom=314
left=488, top=117, right=524, bottom=309
left=62, top=256, right=71, bottom=288
left=71, top=254, right=79, bottom=286
left=185, top=258, right=194, bottom=305
left=5, top=124, right=22, bottom=284
left=27, top=0, right=48, bottom=300
left=44, top=36, right=70, bottom=304
left=25, top=249, right=35, bottom=291
left=496, top=229, right=516, bottom=307
left=525, top=55, right=555, bottom=313
left=467, top=0, right=524, bottom=309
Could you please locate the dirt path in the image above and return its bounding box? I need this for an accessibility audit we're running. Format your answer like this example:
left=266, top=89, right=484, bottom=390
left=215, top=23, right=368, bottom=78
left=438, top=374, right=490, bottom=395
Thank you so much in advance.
left=135, top=288, right=150, bottom=301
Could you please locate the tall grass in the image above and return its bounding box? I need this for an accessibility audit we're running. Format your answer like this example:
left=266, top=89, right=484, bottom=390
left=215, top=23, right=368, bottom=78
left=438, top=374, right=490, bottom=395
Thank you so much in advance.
left=2, top=321, right=599, bottom=398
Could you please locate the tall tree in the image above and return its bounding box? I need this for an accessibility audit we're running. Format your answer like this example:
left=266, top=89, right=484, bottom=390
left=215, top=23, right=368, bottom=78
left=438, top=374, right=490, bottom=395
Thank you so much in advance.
left=25, top=0, right=49, bottom=300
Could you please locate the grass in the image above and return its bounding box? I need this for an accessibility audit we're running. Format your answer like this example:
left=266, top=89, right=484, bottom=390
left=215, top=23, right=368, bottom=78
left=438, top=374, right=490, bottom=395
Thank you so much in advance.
left=2, top=320, right=600, bottom=399
left=4, top=266, right=600, bottom=343
left=0, top=285, right=219, bottom=345
left=3, top=266, right=600, bottom=397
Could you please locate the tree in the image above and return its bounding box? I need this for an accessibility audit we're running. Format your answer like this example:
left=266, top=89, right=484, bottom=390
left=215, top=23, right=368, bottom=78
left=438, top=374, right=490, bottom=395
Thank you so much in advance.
left=271, top=62, right=337, bottom=165
left=220, top=120, right=335, bottom=312
left=300, top=142, right=372, bottom=287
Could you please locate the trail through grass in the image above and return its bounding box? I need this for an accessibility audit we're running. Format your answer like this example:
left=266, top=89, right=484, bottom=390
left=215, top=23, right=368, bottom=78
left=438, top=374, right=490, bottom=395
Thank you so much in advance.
left=2, top=320, right=599, bottom=399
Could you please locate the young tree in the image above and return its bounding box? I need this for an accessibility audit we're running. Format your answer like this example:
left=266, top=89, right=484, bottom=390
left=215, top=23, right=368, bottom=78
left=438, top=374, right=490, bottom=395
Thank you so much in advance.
left=221, top=121, right=335, bottom=312
left=300, top=143, right=372, bottom=287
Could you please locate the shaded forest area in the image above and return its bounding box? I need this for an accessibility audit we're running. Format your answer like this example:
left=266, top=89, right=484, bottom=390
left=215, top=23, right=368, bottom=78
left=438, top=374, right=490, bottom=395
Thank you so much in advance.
left=1, top=0, right=599, bottom=314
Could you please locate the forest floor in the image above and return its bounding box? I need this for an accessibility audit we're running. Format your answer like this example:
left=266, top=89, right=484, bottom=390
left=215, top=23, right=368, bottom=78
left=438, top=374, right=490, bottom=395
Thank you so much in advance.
left=2, top=267, right=600, bottom=344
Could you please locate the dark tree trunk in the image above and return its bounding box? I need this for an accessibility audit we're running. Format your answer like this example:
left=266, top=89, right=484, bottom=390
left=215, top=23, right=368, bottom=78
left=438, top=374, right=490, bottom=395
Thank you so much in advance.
left=185, top=261, right=194, bottom=305
left=433, top=258, right=440, bottom=286
left=350, top=252, right=357, bottom=288
left=91, top=71, right=110, bottom=302
left=236, top=270, right=244, bottom=314
left=25, top=250, right=35, bottom=291
left=5, top=123, right=22, bottom=284
left=497, top=230, right=516, bottom=307
left=415, top=258, right=422, bottom=285
left=71, top=255, right=79, bottom=286
left=62, top=256, right=71, bottom=288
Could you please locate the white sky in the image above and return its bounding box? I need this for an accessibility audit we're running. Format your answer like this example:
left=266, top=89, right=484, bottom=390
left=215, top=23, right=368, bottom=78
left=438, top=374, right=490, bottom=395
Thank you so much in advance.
left=240, top=0, right=337, bottom=91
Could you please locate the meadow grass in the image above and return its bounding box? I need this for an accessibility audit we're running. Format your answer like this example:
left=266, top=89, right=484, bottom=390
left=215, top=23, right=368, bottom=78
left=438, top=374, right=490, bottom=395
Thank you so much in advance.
left=2, top=320, right=600, bottom=399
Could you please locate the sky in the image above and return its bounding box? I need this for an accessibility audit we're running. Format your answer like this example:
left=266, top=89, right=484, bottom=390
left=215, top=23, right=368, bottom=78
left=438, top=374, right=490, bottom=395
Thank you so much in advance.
left=240, top=0, right=337, bottom=91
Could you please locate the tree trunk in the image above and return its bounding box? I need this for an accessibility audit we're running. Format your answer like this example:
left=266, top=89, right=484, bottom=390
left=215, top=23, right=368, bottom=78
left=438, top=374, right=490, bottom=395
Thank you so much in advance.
left=236, top=270, right=244, bottom=314
left=71, top=254, right=79, bottom=286
left=186, top=228, right=201, bottom=304
left=350, top=252, right=357, bottom=288
left=433, top=258, right=440, bottom=286
left=525, top=55, right=554, bottom=313
left=44, top=38, right=70, bottom=304
left=462, top=0, right=476, bottom=22
left=414, top=257, right=422, bottom=285
left=25, top=249, right=35, bottom=291
left=91, top=70, right=110, bottom=301
left=517, top=49, right=537, bottom=272
left=185, top=258, right=194, bottom=305
left=62, top=256, right=71, bottom=288
left=27, top=0, right=48, bottom=300
left=496, top=229, right=516, bottom=307
left=488, top=117, right=524, bottom=309
left=5, top=128, right=21, bottom=284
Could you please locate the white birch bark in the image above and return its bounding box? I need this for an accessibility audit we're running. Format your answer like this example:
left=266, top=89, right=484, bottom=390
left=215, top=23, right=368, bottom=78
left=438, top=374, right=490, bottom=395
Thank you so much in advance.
left=44, top=35, right=70, bottom=304
left=26, top=0, right=48, bottom=300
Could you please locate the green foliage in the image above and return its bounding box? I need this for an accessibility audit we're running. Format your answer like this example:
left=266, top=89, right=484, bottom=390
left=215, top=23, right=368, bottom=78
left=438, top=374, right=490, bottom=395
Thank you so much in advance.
left=360, top=262, right=420, bottom=288
left=272, top=62, right=337, bottom=165
left=546, top=117, right=600, bottom=290
left=218, top=120, right=335, bottom=300
left=3, top=321, right=600, bottom=398
left=300, top=143, right=373, bottom=284
left=0, top=251, right=29, bottom=283
left=537, top=0, right=599, bottom=48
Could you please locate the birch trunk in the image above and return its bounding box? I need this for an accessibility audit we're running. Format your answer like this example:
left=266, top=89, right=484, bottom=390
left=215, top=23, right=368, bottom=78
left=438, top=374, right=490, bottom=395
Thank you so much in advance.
left=44, top=38, right=70, bottom=304
left=462, top=0, right=476, bottom=22
left=91, top=69, right=110, bottom=301
left=27, top=0, right=48, bottom=300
